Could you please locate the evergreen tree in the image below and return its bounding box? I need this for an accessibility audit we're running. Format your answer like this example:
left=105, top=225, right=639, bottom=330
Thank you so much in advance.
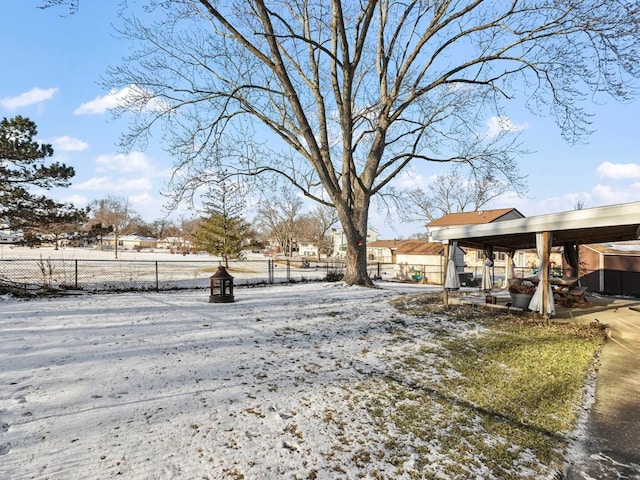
left=0, top=116, right=82, bottom=229
left=87, top=222, right=114, bottom=249
left=32, top=199, right=89, bottom=249
left=194, top=181, right=248, bottom=267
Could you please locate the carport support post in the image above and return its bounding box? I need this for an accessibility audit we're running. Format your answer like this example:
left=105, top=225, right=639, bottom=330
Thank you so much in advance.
left=443, top=243, right=450, bottom=307
left=541, top=231, right=551, bottom=321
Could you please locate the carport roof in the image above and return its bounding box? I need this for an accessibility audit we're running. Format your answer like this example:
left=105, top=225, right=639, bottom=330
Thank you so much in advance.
left=429, top=201, right=640, bottom=251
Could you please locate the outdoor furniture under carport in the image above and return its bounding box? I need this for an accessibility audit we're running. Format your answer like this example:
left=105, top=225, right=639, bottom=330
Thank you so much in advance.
left=431, top=202, right=640, bottom=319
left=555, top=285, right=589, bottom=307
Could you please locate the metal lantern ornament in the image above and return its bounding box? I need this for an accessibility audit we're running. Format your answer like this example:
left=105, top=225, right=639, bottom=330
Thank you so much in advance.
left=209, top=265, right=235, bottom=303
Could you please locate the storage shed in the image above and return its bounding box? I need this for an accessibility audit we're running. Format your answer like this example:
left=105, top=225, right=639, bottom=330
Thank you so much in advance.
left=576, top=242, right=640, bottom=297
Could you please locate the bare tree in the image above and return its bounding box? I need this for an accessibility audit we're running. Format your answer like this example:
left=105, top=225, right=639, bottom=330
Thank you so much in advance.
left=147, top=218, right=180, bottom=240
left=39, top=0, right=79, bottom=15
left=255, top=188, right=303, bottom=257
left=402, top=168, right=515, bottom=222
left=178, top=216, right=200, bottom=254
left=106, top=1, right=640, bottom=285
left=297, top=206, right=340, bottom=260
left=88, top=196, right=134, bottom=258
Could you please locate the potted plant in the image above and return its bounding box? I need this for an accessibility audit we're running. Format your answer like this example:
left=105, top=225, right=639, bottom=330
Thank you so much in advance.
left=508, top=279, right=537, bottom=309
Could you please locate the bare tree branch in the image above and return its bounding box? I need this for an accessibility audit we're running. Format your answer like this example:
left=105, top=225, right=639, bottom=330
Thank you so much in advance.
left=104, top=0, right=640, bottom=284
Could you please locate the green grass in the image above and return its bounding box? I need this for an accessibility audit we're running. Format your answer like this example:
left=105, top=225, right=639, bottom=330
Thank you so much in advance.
left=348, top=293, right=605, bottom=478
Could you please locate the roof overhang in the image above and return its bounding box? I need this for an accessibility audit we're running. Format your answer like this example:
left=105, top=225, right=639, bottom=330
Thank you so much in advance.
left=430, top=202, right=640, bottom=251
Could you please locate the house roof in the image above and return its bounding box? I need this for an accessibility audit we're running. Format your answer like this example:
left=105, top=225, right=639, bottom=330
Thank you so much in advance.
left=368, top=240, right=402, bottom=249
left=427, top=208, right=524, bottom=228
left=104, top=234, right=158, bottom=241
left=430, top=202, right=640, bottom=251
left=395, top=240, right=445, bottom=256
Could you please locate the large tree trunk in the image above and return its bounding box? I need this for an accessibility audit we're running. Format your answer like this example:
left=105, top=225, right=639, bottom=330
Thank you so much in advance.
left=336, top=198, right=374, bottom=287
left=342, top=236, right=372, bottom=286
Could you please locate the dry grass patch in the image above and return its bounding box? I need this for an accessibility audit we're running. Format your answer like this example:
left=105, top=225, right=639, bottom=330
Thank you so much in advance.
left=350, top=292, right=605, bottom=478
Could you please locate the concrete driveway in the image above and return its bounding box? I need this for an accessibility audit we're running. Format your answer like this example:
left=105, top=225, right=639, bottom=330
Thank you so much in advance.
left=560, top=296, right=640, bottom=479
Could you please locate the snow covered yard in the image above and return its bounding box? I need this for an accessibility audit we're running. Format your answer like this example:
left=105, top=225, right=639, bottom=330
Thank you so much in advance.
left=0, top=282, right=575, bottom=479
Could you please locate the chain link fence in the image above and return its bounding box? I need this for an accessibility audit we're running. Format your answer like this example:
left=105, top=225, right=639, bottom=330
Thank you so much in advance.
left=0, top=257, right=521, bottom=294
left=0, top=258, right=347, bottom=293
left=5, top=256, right=634, bottom=296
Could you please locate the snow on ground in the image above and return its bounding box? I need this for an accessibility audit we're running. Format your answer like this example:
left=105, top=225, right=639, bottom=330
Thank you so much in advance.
left=1, top=280, right=575, bottom=479
left=0, top=245, right=191, bottom=261
left=2, top=281, right=456, bottom=479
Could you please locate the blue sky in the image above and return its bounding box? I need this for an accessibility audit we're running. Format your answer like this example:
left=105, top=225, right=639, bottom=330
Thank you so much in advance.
left=2, top=2, right=639, bottom=238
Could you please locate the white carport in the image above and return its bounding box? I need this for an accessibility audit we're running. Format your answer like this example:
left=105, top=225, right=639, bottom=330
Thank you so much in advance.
left=430, top=202, right=640, bottom=318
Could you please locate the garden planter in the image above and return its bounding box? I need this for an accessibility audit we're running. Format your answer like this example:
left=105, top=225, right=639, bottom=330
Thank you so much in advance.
left=510, top=293, right=533, bottom=310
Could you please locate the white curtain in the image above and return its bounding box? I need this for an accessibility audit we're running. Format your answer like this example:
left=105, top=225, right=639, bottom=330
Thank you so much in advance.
left=481, top=246, right=493, bottom=292
left=444, top=241, right=460, bottom=289
left=528, top=233, right=555, bottom=315
left=505, top=249, right=516, bottom=290
left=508, top=250, right=516, bottom=280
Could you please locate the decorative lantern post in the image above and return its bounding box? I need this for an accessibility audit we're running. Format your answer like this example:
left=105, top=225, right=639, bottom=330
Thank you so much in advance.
left=209, top=265, right=235, bottom=303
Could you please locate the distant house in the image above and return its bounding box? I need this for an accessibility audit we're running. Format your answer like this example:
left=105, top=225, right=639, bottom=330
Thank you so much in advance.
left=575, top=242, right=640, bottom=297
left=393, top=240, right=465, bottom=283
left=367, top=239, right=401, bottom=263
left=157, top=236, right=192, bottom=251
left=426, top=208, right=525, bottom=233
left=297, top=240, right=319, bottom=258
left=0, top=232, right=20, bottom=244
left=367, top=239, right=465, bottom=283
left=427, top=208, right=525, bottom=275
left=156, top=236, right=195, bottom=254
left=331, top=228, right=378, bottom=258
left=103, top=234, right=158, bottom=251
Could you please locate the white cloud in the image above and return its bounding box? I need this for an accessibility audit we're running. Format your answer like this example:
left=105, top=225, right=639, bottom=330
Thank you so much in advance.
left=0, top=87, right=59, bottom=109
left=73, top=177, right=113, bottom=190
left=95, top=151, right=152, bottom=173
left=130, top=193, right=171, bottom=221
left=130, top=192, right=155, bottom=204
left=118, top=178, right=153, bottom=190
left=74, top=87, right=128, bottom=115
left=590, top=184, right=638, bottom=206
left=592, top=184, right=621, bottom=203
left=74, top=85, right=168, bottom=115
left=51, top=135, right=89, bottom=152
left=486, top=116, right=528, bottom=139
left=394, top=168, right=436, bottom=189
left=446, top=82, right=475, bottom=94
left=73, top=175, right=152, bottom=192
left=57, top=194, right=88, bottom=207
left=488, top=190, right=597, bottom=218
left=596, top=161, right=640, bottom=179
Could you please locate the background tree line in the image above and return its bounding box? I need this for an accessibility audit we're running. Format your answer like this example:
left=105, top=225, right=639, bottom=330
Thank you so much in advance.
left=1, top=116, right=338, bottom=261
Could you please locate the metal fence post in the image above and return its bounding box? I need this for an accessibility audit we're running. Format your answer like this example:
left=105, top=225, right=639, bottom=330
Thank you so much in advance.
left=155, top=261, right=159, bottom=292
left=287, top=259, right=291, bottom=283
left=75, top=259, right=78, bottom=289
